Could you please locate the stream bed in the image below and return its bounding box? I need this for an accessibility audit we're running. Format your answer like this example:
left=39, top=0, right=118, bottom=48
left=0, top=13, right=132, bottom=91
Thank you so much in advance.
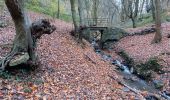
left=92, top=41, right=170, bottom=100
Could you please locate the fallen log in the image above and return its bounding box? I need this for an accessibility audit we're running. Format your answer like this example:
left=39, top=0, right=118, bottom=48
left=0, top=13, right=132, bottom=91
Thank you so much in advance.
left=128, top=27, right=156, bottom=36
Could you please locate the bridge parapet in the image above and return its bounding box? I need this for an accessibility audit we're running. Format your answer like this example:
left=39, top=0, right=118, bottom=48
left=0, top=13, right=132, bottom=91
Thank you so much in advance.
left=85, top=18, right=110, bottom=27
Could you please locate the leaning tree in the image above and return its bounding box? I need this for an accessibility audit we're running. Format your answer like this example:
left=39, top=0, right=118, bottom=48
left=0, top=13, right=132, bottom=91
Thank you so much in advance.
left=0, top=0, right=56, bottom=70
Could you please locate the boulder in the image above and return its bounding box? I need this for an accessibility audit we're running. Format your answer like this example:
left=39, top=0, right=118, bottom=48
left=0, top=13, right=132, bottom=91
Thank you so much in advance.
left=101, top=27, right=128, bottom=43
left=80, top=27, right=128, bottom=49
left=9, top=53, right=30, bottom=67
left=0, top=21, right=7, bottom=28
left=153, top=80, right=164, bottom=89
left=166, top=17, right=170, bottom=22
left=81, top=28, right=92, bottom=42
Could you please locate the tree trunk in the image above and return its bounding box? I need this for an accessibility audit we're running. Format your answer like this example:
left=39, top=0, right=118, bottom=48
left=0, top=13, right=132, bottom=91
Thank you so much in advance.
left=93, top=0, right=98, bottom=26
left=139, top=0, right=145, bottom=18
left=0, top=0, right=56, bottom=70
left=123, top=0, right=139, bottom=28
left=151, top=0, right=156, bottom=21
left=70, top=0, right=79, bottom=40
left=57, top=0, right=60, bottom=19
left=132, top=18, right=137, bottom=28
left=70, top=0, right=78, bottom=32
left=0, top=0, right=34, bottom=70
left=78, top=0, right=83, bottom=26
left=152, top=0, right=162, bottom=43
left=132, top=0, right=139, bottom=28
left=0, top=0, right=4, bottom=17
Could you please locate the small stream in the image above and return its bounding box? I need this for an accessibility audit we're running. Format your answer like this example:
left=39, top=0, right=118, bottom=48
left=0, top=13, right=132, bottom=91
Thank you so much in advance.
left=112, top=60, right=158, bottom=93
left=92, top=40, right=170, bottom=100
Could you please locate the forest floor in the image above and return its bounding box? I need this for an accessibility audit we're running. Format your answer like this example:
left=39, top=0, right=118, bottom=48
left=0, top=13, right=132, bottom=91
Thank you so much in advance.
left=0, top=12, right=141, bottom=99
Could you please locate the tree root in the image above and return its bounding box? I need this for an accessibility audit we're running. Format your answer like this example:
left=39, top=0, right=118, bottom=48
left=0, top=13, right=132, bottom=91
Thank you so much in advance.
left=9, top=52, right=29, bottom=67
left=0, top=48, right=31, bottom=71
left=0, top=50, right=17, bottom=71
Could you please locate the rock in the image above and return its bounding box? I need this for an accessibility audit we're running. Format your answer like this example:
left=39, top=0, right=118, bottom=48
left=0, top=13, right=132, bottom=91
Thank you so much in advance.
left=81, top=27, right=128, bottom=49
left=112, top=60, right=122, bottom=67
left=101, top=27, right=128, bottom=44
left=92, top=41, right=100, bottom=50
left=166, top=17, right=170, bottom=22
left=9, top=53, right=29, bottom=67
left=122, top=87, right=130, bottom=92
left=95, top=49, right=101, bottom=53
left=153, top=80, right=164, bottom=89
left=81, top=28, right=92, bottom=42
left=0, top=21, right=7, bottom=28
left=167, top=34, right=170, bottom=38
left=122, top=65, right=131, bottom=74
left=102, top=55, right=111, bottom=61
left=162, top=91, right=170, bottom=99
left=145, top=95, right=159, bottom=100
left=164, top=91, right=170, bottom=96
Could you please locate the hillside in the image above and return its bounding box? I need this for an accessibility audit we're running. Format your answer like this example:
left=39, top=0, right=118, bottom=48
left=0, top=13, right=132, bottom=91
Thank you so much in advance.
left=0, top=11, right=141, bottom=99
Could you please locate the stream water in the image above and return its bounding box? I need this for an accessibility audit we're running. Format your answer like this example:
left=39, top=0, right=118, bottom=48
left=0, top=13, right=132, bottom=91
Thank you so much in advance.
left=92, top=41, right=170, bottom=100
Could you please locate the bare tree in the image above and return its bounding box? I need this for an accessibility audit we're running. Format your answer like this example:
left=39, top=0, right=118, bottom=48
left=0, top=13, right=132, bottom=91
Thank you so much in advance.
left=122, top=0, right=139, bottom=28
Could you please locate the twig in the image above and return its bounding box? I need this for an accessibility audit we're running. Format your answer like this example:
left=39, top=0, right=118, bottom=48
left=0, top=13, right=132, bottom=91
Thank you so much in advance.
left=84, top=54, right=96, bottom=64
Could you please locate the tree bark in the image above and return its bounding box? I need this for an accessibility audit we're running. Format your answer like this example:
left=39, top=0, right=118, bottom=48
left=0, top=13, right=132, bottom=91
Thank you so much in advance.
left=93, top=0, right=98, bottom=26
left=78, top=0, right=83, bottom=26
left=132, top=18, right=137, bottom=28
left=139, top=0, right=145, bottom=18
left=70, top=0, right=79, bottom=40
left=70, top=0, right=78, bottom=32
left=57, top=0, right=60, bottom=19
left=151, top=0, right=156, bottom=21
left=152, top=0, right=162, bottom=43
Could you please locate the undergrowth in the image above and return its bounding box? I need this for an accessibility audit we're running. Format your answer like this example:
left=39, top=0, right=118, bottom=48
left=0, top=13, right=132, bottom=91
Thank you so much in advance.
left=25, top=2, right=73, bottom=22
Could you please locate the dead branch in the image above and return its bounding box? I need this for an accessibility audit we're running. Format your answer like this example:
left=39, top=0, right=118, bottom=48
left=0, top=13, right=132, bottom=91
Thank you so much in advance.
left=84, top=54, right=96, bottom=64
left=31, top=19, right=56, bottom=40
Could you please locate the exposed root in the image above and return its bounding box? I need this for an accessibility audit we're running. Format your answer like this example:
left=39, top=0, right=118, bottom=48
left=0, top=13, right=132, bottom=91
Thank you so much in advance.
left=0, top=43, right=12, bottom=48
left=0, top=50, right=17, bottom=71
left=9, top=52, right=30, bottom=66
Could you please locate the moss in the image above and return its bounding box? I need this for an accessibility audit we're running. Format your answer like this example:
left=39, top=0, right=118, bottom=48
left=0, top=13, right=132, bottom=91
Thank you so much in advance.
left=117, top=50, right=163, bottom=80
left=23, top=87, right=32, bottom=93
left=0, top=71, right=12, bottom=79
left=9, top=53, right=30, bottom=67
left=117, top=50, right=135, bottom=67
left=135, top=58, right=163, bottom=80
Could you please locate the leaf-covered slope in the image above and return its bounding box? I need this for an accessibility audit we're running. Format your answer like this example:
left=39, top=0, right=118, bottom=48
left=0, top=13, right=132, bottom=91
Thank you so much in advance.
left=0, top=11, right=136, bottom=99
